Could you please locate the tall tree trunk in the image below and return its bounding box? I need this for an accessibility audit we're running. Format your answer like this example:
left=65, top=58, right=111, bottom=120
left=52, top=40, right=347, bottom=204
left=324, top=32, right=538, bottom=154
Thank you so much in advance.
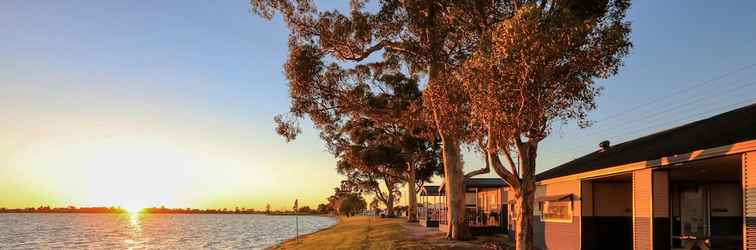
left=442, top=135, right=472, bottom=240
left=385, top=179, right=395, bottom=218
left=387, top=190, right=395, bottom=218
left=426, top=20, right=470, bottom=237
left=514, top=186, right=535, bottom=250
left=407, top=162, right=418, bottom=222
left=515, top=143, right=537, bottom=250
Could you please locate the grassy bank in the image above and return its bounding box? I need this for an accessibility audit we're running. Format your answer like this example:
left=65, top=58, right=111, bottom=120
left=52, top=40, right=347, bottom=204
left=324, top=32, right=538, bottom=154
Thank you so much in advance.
left=270, top=216, right=512, bottom=250
left=271, top=216, right=403, bottom=249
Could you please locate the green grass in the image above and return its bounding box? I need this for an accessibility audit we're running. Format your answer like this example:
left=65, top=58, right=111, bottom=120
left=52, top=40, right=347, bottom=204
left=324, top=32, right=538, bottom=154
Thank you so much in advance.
left=272, top=216, right=405, bottom=250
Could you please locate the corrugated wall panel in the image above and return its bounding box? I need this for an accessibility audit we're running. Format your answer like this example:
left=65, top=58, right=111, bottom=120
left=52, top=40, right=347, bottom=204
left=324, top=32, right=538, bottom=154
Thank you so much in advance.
left=744, top=152, right=756, bottom=249
left=633, top=169, right=653, bottom=250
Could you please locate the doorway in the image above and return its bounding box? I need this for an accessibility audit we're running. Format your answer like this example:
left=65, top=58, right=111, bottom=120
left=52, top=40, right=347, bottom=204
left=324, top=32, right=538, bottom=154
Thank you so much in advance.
left=581, top=173, right=633, bottom=250
left=669, top=154, right=743, bottom=250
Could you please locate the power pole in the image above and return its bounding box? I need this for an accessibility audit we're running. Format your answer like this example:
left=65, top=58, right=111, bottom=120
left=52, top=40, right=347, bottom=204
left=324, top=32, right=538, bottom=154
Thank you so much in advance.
left=293, top=199, right=299, bottom=243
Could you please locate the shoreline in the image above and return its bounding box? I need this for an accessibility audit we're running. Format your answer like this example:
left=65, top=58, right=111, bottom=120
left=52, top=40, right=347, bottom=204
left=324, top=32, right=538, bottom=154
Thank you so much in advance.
left=265, top=217, right=341, bottom=250
left=0, top=211, right=331, bottom=216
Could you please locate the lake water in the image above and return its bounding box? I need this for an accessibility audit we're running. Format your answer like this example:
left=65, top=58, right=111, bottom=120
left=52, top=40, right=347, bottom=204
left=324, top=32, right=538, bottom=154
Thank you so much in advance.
left=0, top=213, right=337, bottom=249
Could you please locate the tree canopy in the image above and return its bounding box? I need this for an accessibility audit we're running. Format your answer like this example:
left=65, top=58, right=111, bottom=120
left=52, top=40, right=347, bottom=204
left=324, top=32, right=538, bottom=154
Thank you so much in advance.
left=454, top=2, right=632, bottom=249
left=250, top=0, right=632, bottom=245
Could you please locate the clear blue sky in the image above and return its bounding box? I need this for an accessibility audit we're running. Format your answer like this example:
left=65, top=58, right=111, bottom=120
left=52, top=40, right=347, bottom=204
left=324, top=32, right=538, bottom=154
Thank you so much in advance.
left=1, top=1, right=755, bottom=209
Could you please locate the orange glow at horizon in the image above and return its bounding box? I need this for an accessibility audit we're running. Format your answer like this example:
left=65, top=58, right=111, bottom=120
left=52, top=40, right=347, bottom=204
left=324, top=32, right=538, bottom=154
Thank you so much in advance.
left=0, top=84, right=342, bottom=211
left=0, top=124, right=342, bottom=210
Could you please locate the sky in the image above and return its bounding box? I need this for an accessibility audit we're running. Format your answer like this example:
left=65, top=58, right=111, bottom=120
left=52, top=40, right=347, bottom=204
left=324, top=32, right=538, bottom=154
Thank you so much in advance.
left=1, top=1, right=755, bottom=210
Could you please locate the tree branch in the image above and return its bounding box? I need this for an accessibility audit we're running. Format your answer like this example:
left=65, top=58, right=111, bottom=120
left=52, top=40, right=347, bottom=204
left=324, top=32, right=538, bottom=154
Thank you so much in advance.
left=514, top=137, right=527, bottom=176
left=415, top=179, right=424, bottom=194
left=489, top=151, right=521, bottom=190
left=501, top=146, right=519, bottom=178
left=464, top=152, right=490, bottom=179
left=330, top=40, right=413, bottom=61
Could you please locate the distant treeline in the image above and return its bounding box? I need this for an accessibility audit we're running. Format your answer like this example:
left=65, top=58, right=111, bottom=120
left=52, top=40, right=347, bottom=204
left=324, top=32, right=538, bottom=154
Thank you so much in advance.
left=0, top=206, right=126, bottom=213
left=143, top=206, right=324, bottom=215
left=0, top=205, right=326, bottom=215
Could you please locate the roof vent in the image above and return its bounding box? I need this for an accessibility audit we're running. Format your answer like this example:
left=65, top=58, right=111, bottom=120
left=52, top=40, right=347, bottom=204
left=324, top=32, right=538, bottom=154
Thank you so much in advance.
left=599, top=140, right=610, bottom=151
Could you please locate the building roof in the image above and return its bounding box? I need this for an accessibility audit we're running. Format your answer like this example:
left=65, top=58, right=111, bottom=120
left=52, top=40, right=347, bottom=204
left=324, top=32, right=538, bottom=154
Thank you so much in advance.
left=465, top=178, right=507, bottom=188
left=536, top=103, right=756, bottom=181
left=420, top=186, right=440, bottom=196
left=438, top=178, right=508, bottom=192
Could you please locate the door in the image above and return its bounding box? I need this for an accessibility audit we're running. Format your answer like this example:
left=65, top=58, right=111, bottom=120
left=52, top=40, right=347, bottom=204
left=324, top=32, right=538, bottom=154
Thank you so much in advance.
left=680, top=184, right=708, bottom=238
left=676, top=183, right=710, bottom=249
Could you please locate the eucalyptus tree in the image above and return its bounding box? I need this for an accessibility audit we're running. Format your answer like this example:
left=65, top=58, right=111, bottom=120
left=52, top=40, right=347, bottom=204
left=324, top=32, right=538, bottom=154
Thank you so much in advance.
left=327, top=184, right=366, bottom=216
left=338, top=193, right=367, bottom=217
left=335, top=119, right=406, bottom=218
left=352, top=74, right=441, bottom=222
left=330, top=74, right=439, bottom=220
left=250, top=0, right=517, bottom=239
left=335, top=120, right=439, bottom=220
left=457, top=2, right=632, bottom=249
left=401, top=133, right=441, bottom=222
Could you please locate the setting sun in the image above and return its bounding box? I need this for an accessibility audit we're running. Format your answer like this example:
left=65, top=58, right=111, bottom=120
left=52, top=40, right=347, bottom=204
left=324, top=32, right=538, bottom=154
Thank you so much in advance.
left=121, top=203, right=145, bottom=214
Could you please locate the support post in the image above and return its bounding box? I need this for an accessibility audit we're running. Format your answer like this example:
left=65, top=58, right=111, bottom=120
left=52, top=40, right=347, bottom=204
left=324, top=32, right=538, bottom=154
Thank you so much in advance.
left=652, top=171, right=670, bottom=250
left=633, top=169, right=653, bottom=250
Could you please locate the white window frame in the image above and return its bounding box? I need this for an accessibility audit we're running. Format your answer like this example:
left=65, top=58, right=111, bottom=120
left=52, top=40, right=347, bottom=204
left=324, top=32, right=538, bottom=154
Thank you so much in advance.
left=540, top=200, right=573, bottom=223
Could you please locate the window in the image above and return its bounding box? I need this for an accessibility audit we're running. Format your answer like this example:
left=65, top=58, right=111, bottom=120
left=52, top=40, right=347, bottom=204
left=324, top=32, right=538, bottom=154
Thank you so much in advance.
left=540, top=200, right=573, bottom=223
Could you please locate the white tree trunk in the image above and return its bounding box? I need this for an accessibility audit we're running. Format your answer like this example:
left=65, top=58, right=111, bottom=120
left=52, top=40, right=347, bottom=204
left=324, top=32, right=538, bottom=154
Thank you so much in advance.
left=442, top=135, right=472, bottom=240
left=407, top=162, right=418, bottom=222
left=385, top=179, right=395, bottom=217
left=515, top=143, right=537, bottom=250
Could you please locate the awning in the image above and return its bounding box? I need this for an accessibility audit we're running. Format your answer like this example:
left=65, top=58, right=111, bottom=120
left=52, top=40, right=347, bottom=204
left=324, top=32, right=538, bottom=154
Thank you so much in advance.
left=439, top=178, right=507, bottom=192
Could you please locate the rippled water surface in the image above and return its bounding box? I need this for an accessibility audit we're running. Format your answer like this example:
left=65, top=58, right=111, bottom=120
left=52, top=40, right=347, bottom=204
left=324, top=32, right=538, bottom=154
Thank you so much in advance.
left=0, top=213, right=336, bottom=249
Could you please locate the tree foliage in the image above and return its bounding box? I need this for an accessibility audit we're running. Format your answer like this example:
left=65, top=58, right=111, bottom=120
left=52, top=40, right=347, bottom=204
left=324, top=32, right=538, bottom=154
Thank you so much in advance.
left=316, top=203, right=331, bottom=214
left=250, top=0, right=518, bottom=240
left=249, top=0, right=631, bottom=244
left=331, top=75, right=440, bottom=218
left=325, top=185, right=367, bottom=216
left=455, top=2, right=632, bottom=249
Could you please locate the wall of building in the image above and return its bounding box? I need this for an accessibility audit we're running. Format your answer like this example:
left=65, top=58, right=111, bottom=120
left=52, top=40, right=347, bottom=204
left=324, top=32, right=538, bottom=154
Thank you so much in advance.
left=476, top=187, right=500, bottom=212
left=710, top=182, right=743, bottom=249
left=475, top=187, right=503, bottom=227
left=465, top=192, right=476, bottom=206
left=594, top=182, right=632, bottom=216
left=581, top=180, right=633, bottom=250
left=710, top=183, right=742, bottom=217
left=502, top=188, right=515, bottom=237
left=534, top=179, right=581, bottom=250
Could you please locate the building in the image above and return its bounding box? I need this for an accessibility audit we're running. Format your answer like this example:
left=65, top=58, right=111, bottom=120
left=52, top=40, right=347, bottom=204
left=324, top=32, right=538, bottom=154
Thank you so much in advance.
left=433, top=178, right=510, bottom=235
left=531, top=103, right=756, bottom=249
left=418, top=185, right=442, bottom=227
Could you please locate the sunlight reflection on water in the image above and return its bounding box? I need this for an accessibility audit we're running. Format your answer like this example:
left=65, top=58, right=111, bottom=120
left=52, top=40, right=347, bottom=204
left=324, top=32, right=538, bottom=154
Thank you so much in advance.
left=126, top=212, right=142, bottom=249
left=0, top=213, right=336, bottom=249
left=128, top=212, right=140, bottom=229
